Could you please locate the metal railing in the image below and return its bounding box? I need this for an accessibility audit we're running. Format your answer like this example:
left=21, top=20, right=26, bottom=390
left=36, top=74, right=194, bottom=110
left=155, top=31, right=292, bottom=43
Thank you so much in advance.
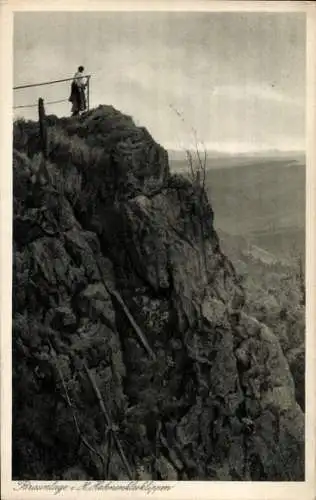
left=13, top=74, right=91, bottom=112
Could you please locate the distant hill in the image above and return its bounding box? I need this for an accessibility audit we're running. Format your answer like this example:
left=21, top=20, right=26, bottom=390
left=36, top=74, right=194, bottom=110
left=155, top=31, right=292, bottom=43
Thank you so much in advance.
left=168, top=149, right=305, bottom=168
left=170, top=154, right=305, bottom=260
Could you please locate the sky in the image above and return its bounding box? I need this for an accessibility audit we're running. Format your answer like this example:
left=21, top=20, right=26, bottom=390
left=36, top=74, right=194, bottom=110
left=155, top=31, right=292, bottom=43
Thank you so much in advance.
left=13, top=11, right=306, bottom=153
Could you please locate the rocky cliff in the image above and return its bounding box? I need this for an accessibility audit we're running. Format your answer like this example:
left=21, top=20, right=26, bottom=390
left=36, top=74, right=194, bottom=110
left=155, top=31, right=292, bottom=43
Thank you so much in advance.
left=12, top=105, right=304, bottom=481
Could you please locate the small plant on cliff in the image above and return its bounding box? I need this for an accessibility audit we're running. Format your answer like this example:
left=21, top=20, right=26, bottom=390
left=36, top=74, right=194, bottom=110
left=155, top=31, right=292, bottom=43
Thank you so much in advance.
left=169, top=104, right=212, bottom=285
left=169, top=104, right=207, bottom=190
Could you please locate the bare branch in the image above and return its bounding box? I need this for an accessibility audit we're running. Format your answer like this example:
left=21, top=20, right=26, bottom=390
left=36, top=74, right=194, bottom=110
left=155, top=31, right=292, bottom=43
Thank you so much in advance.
left=82, top=360, right=134, bottom=480
left=47, top=339, right=106, bottom=473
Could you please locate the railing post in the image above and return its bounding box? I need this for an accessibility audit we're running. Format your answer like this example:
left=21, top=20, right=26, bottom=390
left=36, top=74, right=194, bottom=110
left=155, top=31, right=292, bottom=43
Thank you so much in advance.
left=87, top=76, right=90, bottom=112
left=36, top=97, right=49, bottom=185
left=38, top=97, right=48, bottom=159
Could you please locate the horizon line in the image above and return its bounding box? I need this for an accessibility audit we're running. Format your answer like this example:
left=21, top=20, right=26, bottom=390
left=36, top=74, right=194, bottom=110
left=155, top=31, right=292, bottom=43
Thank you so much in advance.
left=166, top=147, right=305, bottom=155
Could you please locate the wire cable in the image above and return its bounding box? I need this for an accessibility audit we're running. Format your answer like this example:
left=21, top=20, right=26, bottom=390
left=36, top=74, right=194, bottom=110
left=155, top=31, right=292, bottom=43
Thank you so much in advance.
left=13, top=75, right=91, bottom=110
left=13, top=75, right=91, bottom=90
left=14, top=98, right=69, bottom=110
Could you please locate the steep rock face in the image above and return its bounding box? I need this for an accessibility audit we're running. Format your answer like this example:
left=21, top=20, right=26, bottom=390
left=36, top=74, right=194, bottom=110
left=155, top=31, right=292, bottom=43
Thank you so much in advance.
left=12, top=106, right=304, bottom=480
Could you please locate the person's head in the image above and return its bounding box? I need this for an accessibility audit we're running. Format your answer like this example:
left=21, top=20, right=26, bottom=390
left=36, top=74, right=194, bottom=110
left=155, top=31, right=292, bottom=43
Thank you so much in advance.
left=78, top=66, right=84, bottom=73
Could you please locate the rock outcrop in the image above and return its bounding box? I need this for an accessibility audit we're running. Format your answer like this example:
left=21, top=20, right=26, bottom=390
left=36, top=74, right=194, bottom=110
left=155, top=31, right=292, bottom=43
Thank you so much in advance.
left=12, top=105, right=304, bottom=480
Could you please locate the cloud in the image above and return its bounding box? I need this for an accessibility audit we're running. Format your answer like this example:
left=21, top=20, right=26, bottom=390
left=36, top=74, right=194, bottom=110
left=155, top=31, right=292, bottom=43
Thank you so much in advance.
left=13, top=13, right=305, bottom=153
left=211, top=84, right=302, bottom=107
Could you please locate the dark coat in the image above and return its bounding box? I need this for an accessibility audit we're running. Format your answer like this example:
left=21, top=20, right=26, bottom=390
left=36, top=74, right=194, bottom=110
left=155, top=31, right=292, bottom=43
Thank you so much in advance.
left=69, top=81, right=86, bottom=113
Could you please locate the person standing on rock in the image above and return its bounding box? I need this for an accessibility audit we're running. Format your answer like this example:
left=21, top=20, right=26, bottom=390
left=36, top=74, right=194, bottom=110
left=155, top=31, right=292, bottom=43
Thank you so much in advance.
left=69, top=66, right=87, bottom=116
